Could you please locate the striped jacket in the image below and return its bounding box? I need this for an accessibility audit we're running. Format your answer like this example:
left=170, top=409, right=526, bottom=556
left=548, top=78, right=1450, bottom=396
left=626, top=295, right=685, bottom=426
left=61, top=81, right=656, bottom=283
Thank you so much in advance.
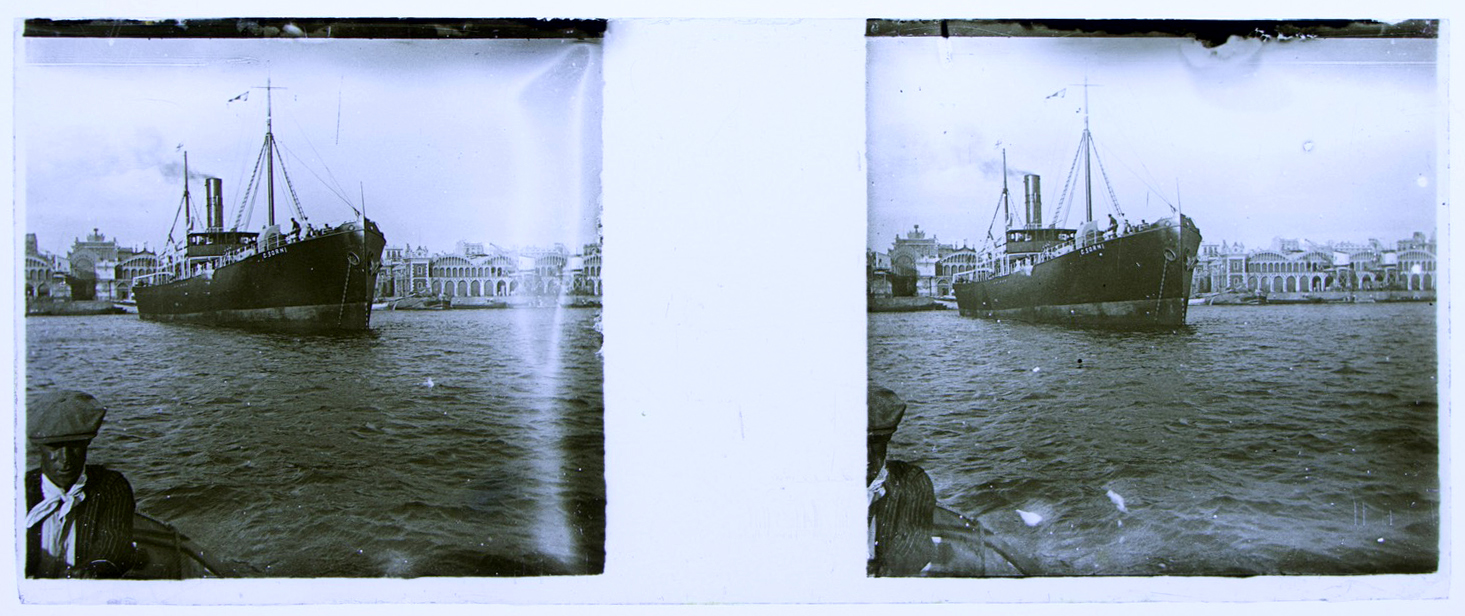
left=25, top=465, right=137, bottom=578
left=868, top=460, right=937, bottom=576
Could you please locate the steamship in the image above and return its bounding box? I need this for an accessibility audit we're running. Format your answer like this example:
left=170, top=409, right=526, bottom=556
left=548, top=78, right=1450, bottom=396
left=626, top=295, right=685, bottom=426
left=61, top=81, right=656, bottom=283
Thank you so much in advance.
left=133, top=85, right=386, bottom=331
left=952, top=96, right=1202, bottom=327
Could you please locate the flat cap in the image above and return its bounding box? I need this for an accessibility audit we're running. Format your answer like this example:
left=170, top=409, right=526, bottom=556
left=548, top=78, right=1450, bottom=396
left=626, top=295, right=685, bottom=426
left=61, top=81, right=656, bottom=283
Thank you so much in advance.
left=868, top=384, right=906, bottom=439
left=28, top=390, right=107, bottom=445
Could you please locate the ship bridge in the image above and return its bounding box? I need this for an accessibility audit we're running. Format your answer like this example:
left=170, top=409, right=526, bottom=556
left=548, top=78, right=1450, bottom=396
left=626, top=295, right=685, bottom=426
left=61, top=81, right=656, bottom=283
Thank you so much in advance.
left=186, top=231, right=259, bottom=258
left=1005, top=227, right=1075, bottom=255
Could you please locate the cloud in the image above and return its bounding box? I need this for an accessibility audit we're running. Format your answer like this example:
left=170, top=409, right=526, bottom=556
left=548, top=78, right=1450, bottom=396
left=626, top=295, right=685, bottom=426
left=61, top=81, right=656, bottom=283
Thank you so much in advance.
left=21, top=37, right=604, bottom=256
left=868, top=35, right=1437, bottom=250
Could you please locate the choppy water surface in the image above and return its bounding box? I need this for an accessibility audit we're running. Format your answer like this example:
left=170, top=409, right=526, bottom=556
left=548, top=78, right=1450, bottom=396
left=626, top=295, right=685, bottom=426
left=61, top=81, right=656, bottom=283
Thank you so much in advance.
left=25, top=308, right=604, bottom=577
left=870, top=303, right=1438, bottom=576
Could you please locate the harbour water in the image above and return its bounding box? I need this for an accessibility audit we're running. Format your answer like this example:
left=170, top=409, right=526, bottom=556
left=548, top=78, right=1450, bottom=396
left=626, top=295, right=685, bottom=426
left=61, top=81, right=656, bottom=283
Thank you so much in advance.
left=869, top=302, right=1438, bottom=576
left=24, top=308, right=604, bottom=577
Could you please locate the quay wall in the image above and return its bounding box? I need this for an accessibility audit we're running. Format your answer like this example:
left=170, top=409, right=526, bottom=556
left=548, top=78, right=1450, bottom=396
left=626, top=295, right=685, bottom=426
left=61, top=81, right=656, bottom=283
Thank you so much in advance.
left=1205, top=290, right=1436, bottom=305
left=869, top=296, right=947, bottom=312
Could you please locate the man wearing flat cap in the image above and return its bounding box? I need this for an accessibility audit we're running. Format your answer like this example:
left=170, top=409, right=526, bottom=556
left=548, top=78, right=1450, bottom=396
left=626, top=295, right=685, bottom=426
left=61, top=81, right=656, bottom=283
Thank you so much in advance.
left=25, top=390, right=137, bottom=578
left=868, top=384, right=936, bottom=576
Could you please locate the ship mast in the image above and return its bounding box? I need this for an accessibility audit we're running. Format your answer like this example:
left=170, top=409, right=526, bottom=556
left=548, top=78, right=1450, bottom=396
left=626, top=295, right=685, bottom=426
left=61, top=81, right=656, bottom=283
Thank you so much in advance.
left=265, top=80, right=277, bottom=228
left=183, top=152, right=193, bottom=233
left=1001, top=149, right=1011, bottom=229
left=1082, top=77, right=1093, bottom=224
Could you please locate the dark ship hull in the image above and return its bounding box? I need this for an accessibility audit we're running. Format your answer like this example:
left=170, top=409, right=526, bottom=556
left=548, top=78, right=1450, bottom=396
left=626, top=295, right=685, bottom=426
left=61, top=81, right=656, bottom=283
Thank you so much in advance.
left=954, top=217, right=1202, bottom=327
left=134, top=221, right=386, bottom=331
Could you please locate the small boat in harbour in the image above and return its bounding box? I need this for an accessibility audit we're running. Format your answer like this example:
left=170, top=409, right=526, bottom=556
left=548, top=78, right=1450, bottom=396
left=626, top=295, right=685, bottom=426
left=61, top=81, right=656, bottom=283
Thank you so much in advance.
left=1266, top=294, right=1326, bottom=305
left=450, top=297, right=510, bottom=309
left=132, top=82, right=386, bottom=331
left=25, top=299, right=127, bottom=316
left=923, top=507, right=1037, bottom=577
left=868, top=296, right=946, bottom=312
left=391, top=295, right=450, bottom=311
left=125, top=512, right=235, bottom=579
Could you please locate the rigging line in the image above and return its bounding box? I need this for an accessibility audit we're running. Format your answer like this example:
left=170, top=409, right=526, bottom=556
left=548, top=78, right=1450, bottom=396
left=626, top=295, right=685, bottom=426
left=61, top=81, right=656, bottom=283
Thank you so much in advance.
left=278, top=133, right=355, bottom=210
left=1060, top=132, right=1084, bottom=225
left=335, top=77, right=343, bottom=146
left=289, top=116, right=351, bottom=203
left=261, top=131, right=309, bottom=221
left=230, top=127, right=255, bottom=205
left=243, top=137, right=272, bottom=229
left=233, top=136, right=270, bottom=230
left=166, top=191, right=187, bottom=249
left=276, top=141, right=358, bottom=212
left=984, top=188, right=1004, bottom=246
left=1105, top=82, right=1162, bottom=190
left=1054, top=133, right=1085, bottom=228
left=233, top=140, right=257, bottom=229
left=1120, top=91, right=1184, bottom=208
left=227, top=114, right=257, bottom=213
left=1095, top=138, right=1175, bottom=211
left=1090, top=141, right=1127, bottom=219
left=239, top=166, right=260, bottom=231
left=272, top=146, right=310, bottom=222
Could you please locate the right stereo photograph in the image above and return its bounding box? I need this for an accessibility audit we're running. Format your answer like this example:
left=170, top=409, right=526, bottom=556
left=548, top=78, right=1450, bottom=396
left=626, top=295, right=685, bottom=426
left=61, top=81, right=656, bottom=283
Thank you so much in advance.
left=865, top=19, right=1440, bottom=578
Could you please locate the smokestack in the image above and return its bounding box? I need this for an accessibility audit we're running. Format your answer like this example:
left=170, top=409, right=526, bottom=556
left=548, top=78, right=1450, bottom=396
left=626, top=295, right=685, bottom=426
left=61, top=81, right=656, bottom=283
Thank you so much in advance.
left=206, top=178, right=224, bottom=230
left=1023, top=174, right=1042, bottom=228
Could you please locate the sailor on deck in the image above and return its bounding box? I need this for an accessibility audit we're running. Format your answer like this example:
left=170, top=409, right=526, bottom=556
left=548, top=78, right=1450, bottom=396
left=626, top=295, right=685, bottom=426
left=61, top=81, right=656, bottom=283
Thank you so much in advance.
left=868, top=385, right=937, bottom=576
left=25, top=390, right=137, bottom=579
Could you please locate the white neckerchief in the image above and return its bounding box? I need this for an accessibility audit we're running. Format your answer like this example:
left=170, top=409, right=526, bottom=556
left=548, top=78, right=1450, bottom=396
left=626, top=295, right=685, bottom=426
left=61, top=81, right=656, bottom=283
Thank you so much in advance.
left=867, top=463, right=888, bottom=561
left=27, top=470, right=88, bottom=566
left=867, top=463, right=888, bottom=506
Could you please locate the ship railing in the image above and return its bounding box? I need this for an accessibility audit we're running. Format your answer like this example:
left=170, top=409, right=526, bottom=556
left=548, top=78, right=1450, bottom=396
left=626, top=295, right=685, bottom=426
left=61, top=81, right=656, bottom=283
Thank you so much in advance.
left=1036, top=241, right=1077, bottom=263
left=961, top=266, right=998, bottom=282
left=132, top=271, right=175, bottom=287
left=975, top=255, right=1006, bottom=278
left=948, top=267, right=984, bottom=283
left=216, top=244, right=260, bottom=267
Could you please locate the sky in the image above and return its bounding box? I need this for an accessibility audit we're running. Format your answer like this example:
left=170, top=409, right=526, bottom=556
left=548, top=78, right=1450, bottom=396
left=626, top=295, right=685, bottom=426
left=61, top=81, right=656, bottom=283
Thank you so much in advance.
left=19, top=35, right=603, bottom=257
left=867, top=34, right=1440, bottom=253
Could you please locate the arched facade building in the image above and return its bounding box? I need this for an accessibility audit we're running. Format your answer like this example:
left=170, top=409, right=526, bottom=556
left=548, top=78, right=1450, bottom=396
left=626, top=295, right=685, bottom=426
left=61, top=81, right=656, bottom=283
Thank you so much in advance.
left=1193, top=232, right=1436, bottom=296
left=28, top=229, right=156, bottom=301
left=872, top=225, right=979, bottom=298
left=374, top=240, right=603, bottom=301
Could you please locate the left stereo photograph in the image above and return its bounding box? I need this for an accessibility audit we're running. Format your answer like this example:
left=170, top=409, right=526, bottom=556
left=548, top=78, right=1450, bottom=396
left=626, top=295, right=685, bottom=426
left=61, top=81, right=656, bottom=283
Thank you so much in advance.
left=17, top=18, right=606, bottom=581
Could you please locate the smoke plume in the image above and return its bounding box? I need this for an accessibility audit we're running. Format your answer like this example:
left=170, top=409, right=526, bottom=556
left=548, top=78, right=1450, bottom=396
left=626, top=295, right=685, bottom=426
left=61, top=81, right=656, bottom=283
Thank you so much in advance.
left=158, top=160, right=218, bottom=182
